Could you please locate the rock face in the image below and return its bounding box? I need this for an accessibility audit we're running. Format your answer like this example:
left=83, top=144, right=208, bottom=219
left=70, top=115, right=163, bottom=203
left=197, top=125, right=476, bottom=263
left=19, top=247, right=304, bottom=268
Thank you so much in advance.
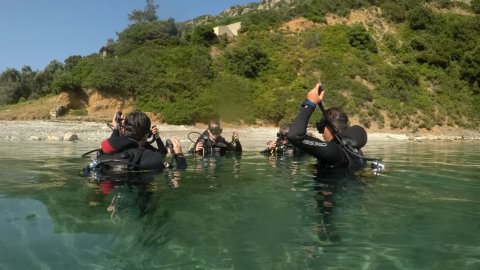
left=85, top=91, right=133, bottom=120
left=258, top=0, right=294, bottom=10
left=50, top=105, right=67, bottom=119
left=220, top=0, right=296, bottom=17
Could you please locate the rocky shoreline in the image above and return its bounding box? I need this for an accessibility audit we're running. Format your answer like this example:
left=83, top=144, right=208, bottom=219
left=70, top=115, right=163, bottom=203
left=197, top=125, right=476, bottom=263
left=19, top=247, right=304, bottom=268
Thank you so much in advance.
left=0, top=120, right=478, bottom=151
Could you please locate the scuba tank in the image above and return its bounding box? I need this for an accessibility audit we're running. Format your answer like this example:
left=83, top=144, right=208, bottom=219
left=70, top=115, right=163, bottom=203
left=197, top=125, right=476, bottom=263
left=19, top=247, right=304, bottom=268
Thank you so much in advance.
left=316, top=84, right=385, bottom=174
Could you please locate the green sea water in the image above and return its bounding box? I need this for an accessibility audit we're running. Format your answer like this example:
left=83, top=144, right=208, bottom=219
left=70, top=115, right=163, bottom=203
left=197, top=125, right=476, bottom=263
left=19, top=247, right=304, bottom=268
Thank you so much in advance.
left=0, top=141, right=479, bottom=270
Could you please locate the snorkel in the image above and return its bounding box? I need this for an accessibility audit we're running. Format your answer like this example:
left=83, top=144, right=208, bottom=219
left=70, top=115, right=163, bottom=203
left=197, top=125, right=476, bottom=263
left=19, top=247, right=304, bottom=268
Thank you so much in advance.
left=316, top=84, right=385, bottom=173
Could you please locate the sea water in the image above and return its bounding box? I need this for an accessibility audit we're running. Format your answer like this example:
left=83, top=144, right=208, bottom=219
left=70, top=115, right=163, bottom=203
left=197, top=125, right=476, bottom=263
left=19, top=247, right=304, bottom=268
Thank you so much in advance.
left=0, top=141, right=479, bottom=270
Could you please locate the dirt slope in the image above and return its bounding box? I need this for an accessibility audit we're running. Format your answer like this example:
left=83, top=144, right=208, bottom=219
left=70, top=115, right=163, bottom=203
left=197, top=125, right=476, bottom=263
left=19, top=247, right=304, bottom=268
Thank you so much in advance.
left=0, top=90, right=134, bottom=122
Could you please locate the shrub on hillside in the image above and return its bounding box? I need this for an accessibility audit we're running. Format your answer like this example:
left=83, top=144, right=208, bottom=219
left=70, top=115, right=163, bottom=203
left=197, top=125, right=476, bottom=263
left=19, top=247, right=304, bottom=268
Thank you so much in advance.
left=381, top=2, right=406, bottom=23
left=471, top=0, right=480, bottom=14
left=224, top=43, right=269, bottom=78
left=347, top=24, right=377, bottom=53
left=407, top=7, right=435, bottom=30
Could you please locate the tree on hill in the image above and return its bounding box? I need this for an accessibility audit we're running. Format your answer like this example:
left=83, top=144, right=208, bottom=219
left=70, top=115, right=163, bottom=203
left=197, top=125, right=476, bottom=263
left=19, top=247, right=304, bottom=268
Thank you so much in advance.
left=0, top=68, right=22, bottom=105
left=129, top=0, right=158, bottom=24
left=190, top=24, right=217, bottom=45
left=472, top=0, right=480, bottom=14
left=113, top=19, right=179, bottom=55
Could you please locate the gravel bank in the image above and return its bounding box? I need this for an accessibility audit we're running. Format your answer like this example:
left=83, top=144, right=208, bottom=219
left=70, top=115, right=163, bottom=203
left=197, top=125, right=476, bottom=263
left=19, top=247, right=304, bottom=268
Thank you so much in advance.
left=0, top=120, right=279, bottom=151
left=0, top=120, right=478, bottom=151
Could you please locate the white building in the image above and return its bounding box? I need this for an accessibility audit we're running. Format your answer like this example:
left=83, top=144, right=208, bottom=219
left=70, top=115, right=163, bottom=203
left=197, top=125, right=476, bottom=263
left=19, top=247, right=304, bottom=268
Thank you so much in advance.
left=213, top=22, right=242, bottom=37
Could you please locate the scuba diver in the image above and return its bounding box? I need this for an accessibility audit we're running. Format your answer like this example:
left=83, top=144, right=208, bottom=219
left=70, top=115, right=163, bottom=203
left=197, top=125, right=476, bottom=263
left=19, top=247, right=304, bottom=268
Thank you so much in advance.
left=261, top=124, right=305, bottom=156
left=288, top=83, right=384, bottom=244
left=101, top=110, right=167, bottom=156
left=82, top=111, right=187, bottom=224
left=83, top=110, right=186, bottom=173
left=189, top=120, right=242, bottom=156
left=287, top=83, right=384, bottom=173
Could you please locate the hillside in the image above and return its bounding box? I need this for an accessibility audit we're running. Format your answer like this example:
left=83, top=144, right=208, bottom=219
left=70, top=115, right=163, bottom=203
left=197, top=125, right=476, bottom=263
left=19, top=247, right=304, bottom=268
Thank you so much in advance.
left=1, top=89, right=478, bottom=140
left=0, top=0, right=479, bottom=133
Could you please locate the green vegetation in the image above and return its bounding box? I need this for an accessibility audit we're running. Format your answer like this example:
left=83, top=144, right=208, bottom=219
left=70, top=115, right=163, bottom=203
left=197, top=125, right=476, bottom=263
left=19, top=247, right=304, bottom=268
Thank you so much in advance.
left=69, top=108, right=88, bottom=116
left=1, top=0, right=479, bottom=130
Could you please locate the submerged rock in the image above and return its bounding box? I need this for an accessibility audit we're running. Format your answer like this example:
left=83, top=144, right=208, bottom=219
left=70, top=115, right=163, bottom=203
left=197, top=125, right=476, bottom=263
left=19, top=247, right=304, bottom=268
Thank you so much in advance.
left=28, top=136, right=41, bottom=141
left=63, top=133, right=78, bottom=141
left=47, top=135, right=62, bottom=141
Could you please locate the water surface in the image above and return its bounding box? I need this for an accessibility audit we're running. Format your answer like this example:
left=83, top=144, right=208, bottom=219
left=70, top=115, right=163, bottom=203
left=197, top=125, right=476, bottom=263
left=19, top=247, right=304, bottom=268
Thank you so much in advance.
left=0, top=141, right=479, bottom=269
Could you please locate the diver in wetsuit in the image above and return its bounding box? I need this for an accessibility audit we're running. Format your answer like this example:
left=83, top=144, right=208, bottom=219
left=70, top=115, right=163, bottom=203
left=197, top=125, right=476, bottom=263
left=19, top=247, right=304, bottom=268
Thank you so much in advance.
left=261, top=124, right=304, bottom=157
left=98, top=110, right=186, bottom=170
left=189, top=120, right=242, bottom=156
left=287, top=83, right=366, bottom=171
left=287, top=84, right=371, bottom=244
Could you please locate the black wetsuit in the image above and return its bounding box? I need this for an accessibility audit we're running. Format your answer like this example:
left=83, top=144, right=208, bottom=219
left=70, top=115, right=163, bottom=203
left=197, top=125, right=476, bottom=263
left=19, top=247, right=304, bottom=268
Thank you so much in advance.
left=102, top=129, right=168, bottom=154
left=287, top=105, right=364, bottom=171
left=260, top=142, right=304, bottom=157
left=98, top=129, right=186, bottom=170
left=189, top=130, right=242, bottom=155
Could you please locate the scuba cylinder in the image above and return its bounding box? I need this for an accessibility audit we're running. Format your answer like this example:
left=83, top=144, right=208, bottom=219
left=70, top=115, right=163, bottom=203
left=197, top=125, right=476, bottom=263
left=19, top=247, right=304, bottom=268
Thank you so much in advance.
left=316, top=84, right=385, bottom=173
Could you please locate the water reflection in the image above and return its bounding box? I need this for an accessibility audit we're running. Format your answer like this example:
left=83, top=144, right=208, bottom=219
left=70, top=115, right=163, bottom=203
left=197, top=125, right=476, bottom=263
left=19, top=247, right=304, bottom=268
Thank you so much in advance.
left=313, top=178, right=340, bottom=243
left=190, top=154, right=243, bottom=187
left=312, top=167, right=367, bottom=245
left=261, top=152, right=352, bottom=246
left=166, top=169, right=183, bottom=188
left=265, top=155, right=301, bottom=176
left=87, top=171, right=160, bottom=224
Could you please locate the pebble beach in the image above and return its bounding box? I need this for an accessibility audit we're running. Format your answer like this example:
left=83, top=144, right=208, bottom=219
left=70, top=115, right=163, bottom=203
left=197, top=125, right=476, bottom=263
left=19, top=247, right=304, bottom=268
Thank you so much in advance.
left=0, top=120, right=478, bottom=152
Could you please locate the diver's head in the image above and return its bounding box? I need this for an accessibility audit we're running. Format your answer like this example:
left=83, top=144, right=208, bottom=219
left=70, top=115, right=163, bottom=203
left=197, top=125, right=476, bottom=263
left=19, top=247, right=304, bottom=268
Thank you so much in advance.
left=123, top=110, right=151, bottom=142
left=277, top=124, right=290, bottom=145
left=316, top=107, right=349, bottom=142
left=207, top=120, right=222, bottom=140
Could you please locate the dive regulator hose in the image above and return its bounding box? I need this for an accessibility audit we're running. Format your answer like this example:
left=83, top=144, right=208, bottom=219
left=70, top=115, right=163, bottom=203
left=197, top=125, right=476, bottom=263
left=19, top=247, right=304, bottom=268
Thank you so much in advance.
left=187, top=131, right=213, bottom=155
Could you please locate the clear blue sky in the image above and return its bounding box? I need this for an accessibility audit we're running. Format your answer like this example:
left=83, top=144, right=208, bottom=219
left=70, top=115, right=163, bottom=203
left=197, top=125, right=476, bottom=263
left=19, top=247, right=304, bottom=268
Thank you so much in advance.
left=0, top=0, right=261, bottom=72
